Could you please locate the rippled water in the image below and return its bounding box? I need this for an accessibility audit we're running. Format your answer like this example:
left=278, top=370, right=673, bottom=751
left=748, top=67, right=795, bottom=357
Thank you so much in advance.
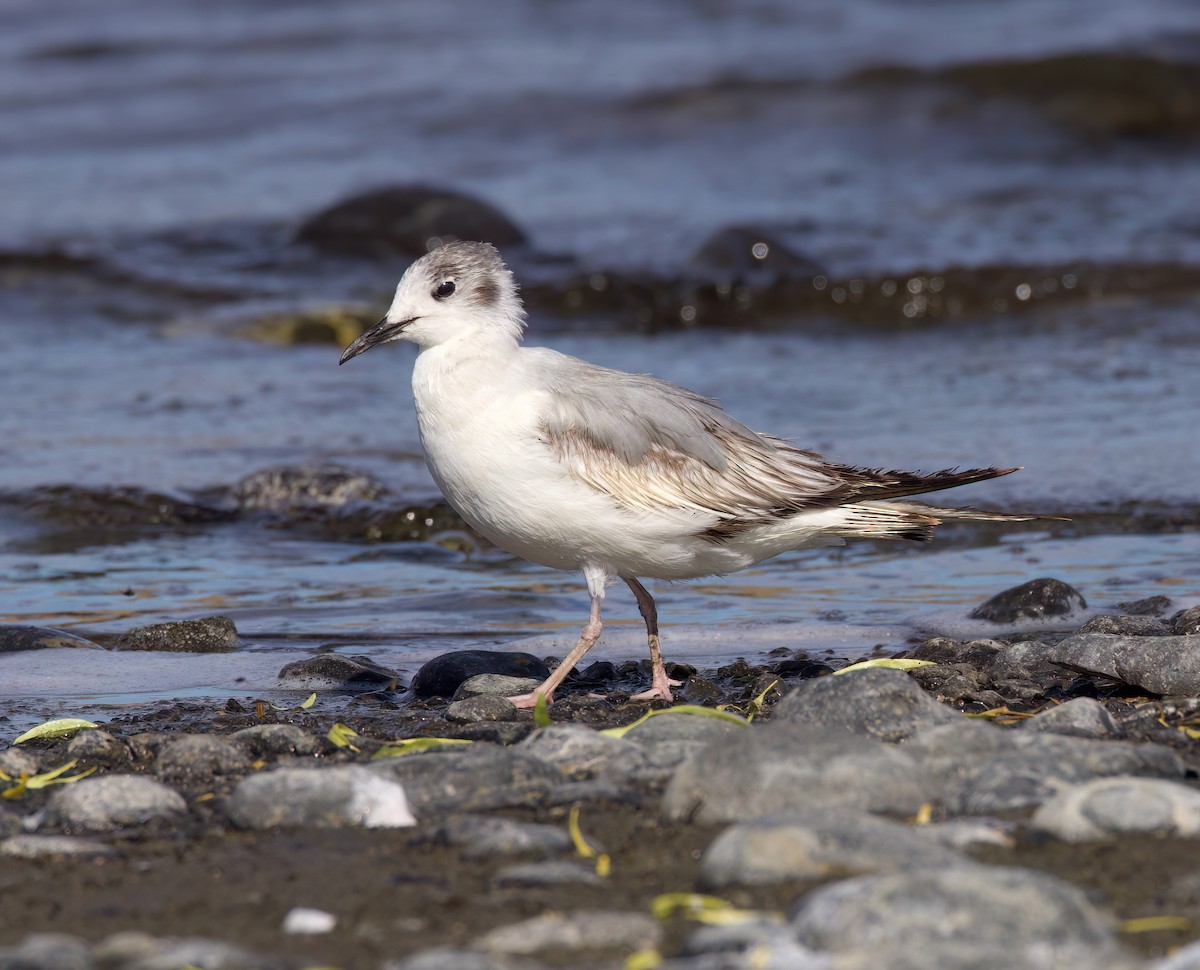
left=2, top=0, right=1199, bottom=725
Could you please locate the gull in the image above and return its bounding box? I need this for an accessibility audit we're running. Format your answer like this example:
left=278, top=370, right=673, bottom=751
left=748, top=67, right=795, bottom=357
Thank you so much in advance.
left=340, top=241, right=1040, bottom=708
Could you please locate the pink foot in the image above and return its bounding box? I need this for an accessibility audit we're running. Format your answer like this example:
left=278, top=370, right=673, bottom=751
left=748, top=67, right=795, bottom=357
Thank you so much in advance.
left=630, top=673, right=682, bottom=704
left=507, top=690, right=553, bottom=710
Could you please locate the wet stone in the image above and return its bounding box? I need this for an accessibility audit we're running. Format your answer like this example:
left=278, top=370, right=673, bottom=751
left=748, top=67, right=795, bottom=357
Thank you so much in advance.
left=0, top=625, right=101, bottom=653
left=1116, top=595, right=1173, bottom=616
left=45, top=775, right=187, bottom=833
left=454, top=674, right=543, bottom=700
left=1019, top=697, right=1121, bottom=739
left=431, top=814, right=571, bottom=859
left=0, top=835, right=118, bottom=859
left=155, top=734, right=250, bottom=785
left=115, top=616, right=238, bottom=653
left=229, top=766, right=415, bottom=829
left=1078, top=614, right=1170, bottom=636
left=232, top=464, right=387, bottom=511
left=774, top=667, right=957, bottom=741
left=689, top=225, right=826, bottom=286
left=412, top=650, right=550, bottom=699
left=662, top=722, right=933, bottom=824
left=699, top=808, right=964, bottom=888
left=491, top=859, right=605, bottom=889
left=969, top=577, right=1087, bottom=623
left=1032, top=777, right=1200, bottom=841
left=65, top=730, right=131, bottom=769
left=476, top=910, right=660, bottom=957
left=297, top=184, right=527, bottom=258
left=229, top=724, right=321, bottom=757
left=445, top=694, right=519, bottom=724
left=519, top=724, right=648, bottom=780
left=1175, top=607, right=1200, bottom=636
left=1046, top=632, right=1200, bottom=695
left=277, top=654, right=401, bottom=690
left=0, top=933, right=93, bottom=970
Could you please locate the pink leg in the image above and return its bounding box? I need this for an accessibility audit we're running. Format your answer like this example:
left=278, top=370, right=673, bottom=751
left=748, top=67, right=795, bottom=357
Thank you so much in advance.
left=625, top=577, right=681, bottom=704
left=509, top=593, right=603, bottom=709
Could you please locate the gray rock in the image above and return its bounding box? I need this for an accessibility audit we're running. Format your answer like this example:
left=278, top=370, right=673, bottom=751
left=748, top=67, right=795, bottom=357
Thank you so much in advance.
left=45, top=776, right=186, bottom=833
left=1175, top=607, right=1200, bottom=636
left=0, top=625, right=102, bottom=653
left=228, top=766, right=415, bottom=829
left=385, top=951, right=545, bottom=970
left=229, top=724, right=320, bottom=757
left=678, top=922, right=831, bottom=969
left=433, top=814, right=571, bottom=858
left=0, top=806, right=22, bottom=838
left=1079, top=614, right=1170, bottom=636
left=1032, top=776, right=1200, bottom=841
left=970, top=577, right=1087, bottom=623
left=0, top=835, right=118, bottom=859
left=519, top=724, right=648, bottom=780
left=446, top=694, right=520, bottom=724
left=827, top=941, right=1137, bottom=970
left=1047, top=632, right=1200, bottom=695
left=65, top=730, right=132, bottom=769
left=792, top=866, right=1116, bottom=952
left=774, top=668, right=957, bottom=741
left=917, top=819, right=1016, bottom=851
left=91, top=931, right=284, bottom=970
left=0, top=748, right=39, bottom=778
left=232, top=464, right=386, bottom=510
left=476, top=910, right=660, bottom=957
left=662, top=722, right=933, bottom=823
left=1116, top=595, right=1172, bottom=616
left=1158, top=939, right=1200, bottom=970
left=155, top=735, right=250, bottom=785
left=454, top=674, right=543, bottom=699
left=277, top=653, right=401, bottom=689
left=376, top=746, right=566, bottom=814
left=0, top=934, right=93, bottom=970
left=699, top=809, right=964, bottom=887
left=115, top=616, right=238, bottom=653
left=906, top=720, right=1185, bottom=814
left=1020, top=698, right=1120, bottom=739
left=491, top=860, right=605, bottom=888
left=622, top=712, right=745, bottom=746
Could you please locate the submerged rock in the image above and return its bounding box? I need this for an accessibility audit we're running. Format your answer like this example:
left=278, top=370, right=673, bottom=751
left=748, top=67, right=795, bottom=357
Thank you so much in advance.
left=277, top=654, right=402, bottom=690
left=689, top=225, right=825, bottom=287
left=233, top=464, right=388, bottom=510
left=970, top=577, right=1087, bottom=623
left=297, top=185, right=527, bottom=258
left=115, top=616, right=239, bottom=653
left=0, top=625, right=102, bottom=653
left=412, top=650, right=550, bottom=698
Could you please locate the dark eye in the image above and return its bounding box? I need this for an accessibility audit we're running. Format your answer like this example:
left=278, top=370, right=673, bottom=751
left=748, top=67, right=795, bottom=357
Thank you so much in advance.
left=434, top=280, right=456, bottom=300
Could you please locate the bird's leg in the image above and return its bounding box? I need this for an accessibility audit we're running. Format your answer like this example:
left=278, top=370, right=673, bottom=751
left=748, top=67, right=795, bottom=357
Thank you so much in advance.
left=624, top=577, right=681, bottom=703
left=508, top=593, right=603, bottom=710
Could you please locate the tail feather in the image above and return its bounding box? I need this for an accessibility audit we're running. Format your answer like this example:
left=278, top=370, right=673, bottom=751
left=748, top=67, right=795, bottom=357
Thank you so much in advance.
left=840, top=499, right=1059, bottom=543
left=827, top=464, right=1021, bottom=505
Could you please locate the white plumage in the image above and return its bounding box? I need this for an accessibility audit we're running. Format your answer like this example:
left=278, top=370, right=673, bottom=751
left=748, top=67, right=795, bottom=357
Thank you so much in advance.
left=340, top=241, right=1039, bottom=707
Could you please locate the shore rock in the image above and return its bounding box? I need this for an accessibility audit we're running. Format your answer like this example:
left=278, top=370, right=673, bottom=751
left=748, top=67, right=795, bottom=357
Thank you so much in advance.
left=115, top=616, right=238, bottom=653
left=446, top=695, right=520, bottom=724
left=1032, top=777, right=1200, bottom=841
left=0, top=625, right=101, bottom=653
left=1078, top=614, right=1170, bottom=636
left=1045, top=632, right=1200, bottom=694
left=375, top=747, right=566, bottom=814
left=1019, top=698, right=1120, bottom=739
left=277, top=654, right=401, bottom=690
left=431, top=814, right=571, bottom=859
left=1175, top=607, right=1200, bottom=636
left=46, top=776, right=187, bottom=833
left=229, top=724, right=321, bottom=757
left=519, top=724, right=648, bottom=781
left=412, top=650, right=550, bottom=699
left=232, top=464, right=387, bottom=511
left=970, top=578, right=1087, bottom=623
left=228, top=766, right=415, bottom=829
left=155, top=734, right=250, bottom=785
left=66, top=729, right=132, bottom=769
left=476, top=910, right=659, bottom=957
left=690, top=226, right=825, bottom=286
left=91, top=932, right=286, bottom=970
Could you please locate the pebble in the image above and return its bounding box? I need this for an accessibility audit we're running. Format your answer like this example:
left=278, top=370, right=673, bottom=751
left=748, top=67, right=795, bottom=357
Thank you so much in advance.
left=412, top=650, right=551, bottom=698
left=446, top=694, right=520, bottom=723
left=969, top=577, right=1087, bottom=623
left=699, top=808, right=964, bottom=887
left=1032, top=776, right=1200, bottom=841
left=1046, top=632, right=1200, bottom=695
left=1019, top=697, right=1121, bottom=739
left=0, top=625, right=101, bottom=653
left=773, top=668, right=957, bottom=741
left=491, top=860, right=605, bottom=888
left=229, top=723, right=321, bottom=757
left=114, top=616, right=238, bottom=653
left=0, top=747, right=40, bottom=777
left=0, top=835, right=118, bottom=859
left=228, top=766, right=415, bottom=829
left=45, top=775, right=187, bottom=833
left=281, top=907, right=337, bottom=935
left=476, top=910, right=660, bottom=957
left=155, top=734, right=250, bottom=784
left=519, top=724, right=648, bottom=780
left=662, top=722, right=933, bottom=823
left=276, top=653, right=401, bottom=689
left=431, top=814, right=571, bottom=858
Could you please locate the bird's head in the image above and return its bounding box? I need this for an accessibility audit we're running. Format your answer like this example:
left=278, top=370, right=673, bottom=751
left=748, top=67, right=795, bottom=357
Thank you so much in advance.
left=339, top=240, right=525, bottom=363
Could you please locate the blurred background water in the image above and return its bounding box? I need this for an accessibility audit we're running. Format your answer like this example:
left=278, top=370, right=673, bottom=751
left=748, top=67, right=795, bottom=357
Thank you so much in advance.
left=2, top=0, right=1199, bottom=721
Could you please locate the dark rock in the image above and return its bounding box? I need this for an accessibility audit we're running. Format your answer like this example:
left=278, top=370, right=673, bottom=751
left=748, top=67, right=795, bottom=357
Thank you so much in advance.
left=443, top=721, right=534, bottom=745
left=1078, top=614, right=1169, bottom=636
left=1032, top=777, right=1200, bottom=841
left=155, top=735, right=250, bottom=785
left=689, top=226, right=825, bottom=286
left=21, top=485, right=234, bottom=531
left=0, top=625, right=102, bottom=653
left=376, top=746, right=566, bottom=814
left=774, top=668, right=958, bottom=741
left=1175, top=607, right=1200, bottom=636
left=412, top=650, right=550, bottom=698
left=445, top=694, right=520, bottom=724
left=970, top=577, right=1086, bottom=623
left=662, top=722, right=933, bottom=823
left=277, top=654, right=401, bottom=689
left=233, top=464, right=387, bottom=511
left=228, top=766, right=415, bottom=829
left=296, top=185, right=527, bottom=258
left=115, top=616, right=238, bottom=653
left=45, top=776, right=187, bottom=832
left=1046, top=632, right=1200, bottom=695
left=65, top=730, right=131, bottom=769
left=1115, top=595, right=1172, bottom=616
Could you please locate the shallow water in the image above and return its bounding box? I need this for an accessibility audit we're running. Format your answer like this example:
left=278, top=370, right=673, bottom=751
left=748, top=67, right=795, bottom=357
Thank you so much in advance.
left=2, top=0, right=1199, bottom=727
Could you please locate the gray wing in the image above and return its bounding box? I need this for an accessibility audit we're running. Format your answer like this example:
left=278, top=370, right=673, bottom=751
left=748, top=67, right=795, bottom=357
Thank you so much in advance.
left=531, top=349, right=846, bottom=524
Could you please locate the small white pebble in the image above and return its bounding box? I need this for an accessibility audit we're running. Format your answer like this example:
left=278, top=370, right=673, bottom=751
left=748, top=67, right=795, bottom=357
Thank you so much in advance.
left=282, top=907, right=337, bottom=935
